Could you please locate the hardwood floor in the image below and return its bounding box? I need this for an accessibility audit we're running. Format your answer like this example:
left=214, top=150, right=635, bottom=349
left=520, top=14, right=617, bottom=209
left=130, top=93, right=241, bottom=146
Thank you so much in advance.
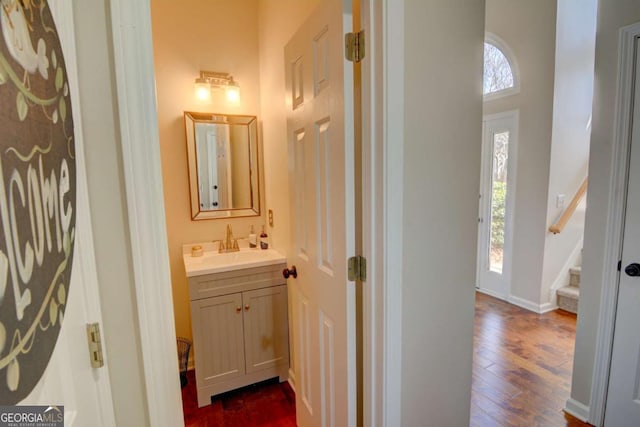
left=182, top=293, right=591, bottom=426
left=471, top=292, right=591, bottom=427
left=181, top=372, right=296, bottom=426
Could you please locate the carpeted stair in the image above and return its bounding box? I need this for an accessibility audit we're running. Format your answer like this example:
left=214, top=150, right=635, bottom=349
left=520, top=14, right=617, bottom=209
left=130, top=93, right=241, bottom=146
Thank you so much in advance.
left=557, top=266, right=581, bottom=314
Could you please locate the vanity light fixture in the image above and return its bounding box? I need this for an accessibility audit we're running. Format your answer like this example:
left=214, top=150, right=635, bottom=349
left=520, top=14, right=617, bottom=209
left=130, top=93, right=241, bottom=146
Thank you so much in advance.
left=194, top=71, right=241, bottom=103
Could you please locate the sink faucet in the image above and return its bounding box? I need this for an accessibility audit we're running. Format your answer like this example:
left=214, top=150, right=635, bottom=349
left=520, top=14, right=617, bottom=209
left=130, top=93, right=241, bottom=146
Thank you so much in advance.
left=218, top=224, right=239, bottom=253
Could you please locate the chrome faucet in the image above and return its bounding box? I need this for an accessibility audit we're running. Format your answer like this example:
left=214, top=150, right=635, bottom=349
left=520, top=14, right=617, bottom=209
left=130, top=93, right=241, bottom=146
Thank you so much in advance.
left=218, top=224, right=239, bottom=253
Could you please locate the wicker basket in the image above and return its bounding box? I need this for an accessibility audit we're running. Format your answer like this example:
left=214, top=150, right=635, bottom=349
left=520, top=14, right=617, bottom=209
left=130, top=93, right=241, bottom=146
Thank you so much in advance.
left=177, top=337, right=192, bottom=388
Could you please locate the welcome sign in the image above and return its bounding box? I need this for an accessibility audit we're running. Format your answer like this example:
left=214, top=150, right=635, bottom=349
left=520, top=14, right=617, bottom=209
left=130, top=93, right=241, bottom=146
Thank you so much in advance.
left=0, top=0, right=76, bottom=403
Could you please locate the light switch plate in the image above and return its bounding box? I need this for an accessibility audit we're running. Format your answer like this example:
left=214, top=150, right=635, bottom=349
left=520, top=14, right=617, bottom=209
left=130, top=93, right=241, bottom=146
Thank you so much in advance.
left=268, top=209, right=274, bottom=227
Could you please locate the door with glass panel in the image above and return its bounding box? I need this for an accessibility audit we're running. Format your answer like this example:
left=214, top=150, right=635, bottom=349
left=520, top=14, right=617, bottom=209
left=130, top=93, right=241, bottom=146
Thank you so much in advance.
left=476, top=111, right=518, bottom=299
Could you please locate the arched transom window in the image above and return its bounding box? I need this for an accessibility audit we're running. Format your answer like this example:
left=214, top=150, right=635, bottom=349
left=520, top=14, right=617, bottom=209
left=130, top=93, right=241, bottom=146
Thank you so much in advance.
left=483, top=41, right=517, bottom=96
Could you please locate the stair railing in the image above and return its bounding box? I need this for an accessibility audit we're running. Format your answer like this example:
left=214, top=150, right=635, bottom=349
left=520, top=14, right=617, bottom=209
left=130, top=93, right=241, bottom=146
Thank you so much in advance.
left=549, top=177, right=588, bottom=234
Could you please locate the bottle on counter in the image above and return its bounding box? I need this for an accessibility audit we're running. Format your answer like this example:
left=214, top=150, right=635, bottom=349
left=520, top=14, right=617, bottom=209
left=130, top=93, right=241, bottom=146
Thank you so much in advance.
left=259, top=225, right=269, bottom=250
left=249, top=225, right=257, bottom=248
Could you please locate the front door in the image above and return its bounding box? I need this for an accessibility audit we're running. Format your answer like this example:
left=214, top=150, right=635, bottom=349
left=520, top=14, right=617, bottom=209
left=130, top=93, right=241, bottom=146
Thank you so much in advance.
left=284, top=2, right=356, bottom=426
left=476, top=112, right=518, bottom=299
left=0, top=2, right=115, bottom=424
left=604, top=37, right=640, bottom=426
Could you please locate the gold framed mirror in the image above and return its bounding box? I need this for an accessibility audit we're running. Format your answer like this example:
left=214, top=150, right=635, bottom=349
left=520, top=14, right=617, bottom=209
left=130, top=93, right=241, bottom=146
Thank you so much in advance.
left=184, top=112, right=260, bottom=220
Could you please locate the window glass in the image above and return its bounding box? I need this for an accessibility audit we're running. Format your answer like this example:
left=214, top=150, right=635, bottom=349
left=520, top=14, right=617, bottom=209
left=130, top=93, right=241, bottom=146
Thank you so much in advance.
left=483, top=43, right=515, bottom=95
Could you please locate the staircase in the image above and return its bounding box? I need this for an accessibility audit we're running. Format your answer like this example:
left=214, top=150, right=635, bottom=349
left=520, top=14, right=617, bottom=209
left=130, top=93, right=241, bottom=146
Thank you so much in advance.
left=557, top=266, right=581, bottom=314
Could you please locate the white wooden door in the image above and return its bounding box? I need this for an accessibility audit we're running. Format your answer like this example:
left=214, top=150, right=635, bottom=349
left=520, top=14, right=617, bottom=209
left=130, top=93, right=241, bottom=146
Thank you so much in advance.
left=476, top=112, right=518, bottom=300
left=284, top=2, right=356, bottom=426
left=604, top=38, right=640, bottom=426
left=0, top=2, right=116, bottom=425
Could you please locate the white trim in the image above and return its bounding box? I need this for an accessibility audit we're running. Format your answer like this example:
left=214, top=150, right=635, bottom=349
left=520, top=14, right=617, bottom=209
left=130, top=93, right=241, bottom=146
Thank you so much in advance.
left=475, top=288, right=557, bottom=314
left=589, top=22, right=640, bottom=426
left=565, top=398, right=591, bottom=422
left=109, top=1, right=184, bottom=426
left=361, top=1, right=384, bottom=426
left=475, top=287, right=508, bottom=301
left=52, top=3, right=117, bottom=424
left=507, top=294, right=556, bottom=314
left=381, top=1, right=404, bottom=426
left=483, top=32, right=521, bottom=101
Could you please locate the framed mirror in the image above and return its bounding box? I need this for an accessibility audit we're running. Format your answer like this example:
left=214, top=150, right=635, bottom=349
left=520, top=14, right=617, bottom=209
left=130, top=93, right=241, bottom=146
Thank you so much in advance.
left=184, top=112, right=260, bottom=219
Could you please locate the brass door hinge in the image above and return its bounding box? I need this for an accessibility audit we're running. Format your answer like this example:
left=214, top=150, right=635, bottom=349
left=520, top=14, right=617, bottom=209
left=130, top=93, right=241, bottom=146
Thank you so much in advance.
left=86, top=322, right=104, bottom=368
left=345, top=30, right=365, bottom=63
left=348, top=255, right=367, bottom=282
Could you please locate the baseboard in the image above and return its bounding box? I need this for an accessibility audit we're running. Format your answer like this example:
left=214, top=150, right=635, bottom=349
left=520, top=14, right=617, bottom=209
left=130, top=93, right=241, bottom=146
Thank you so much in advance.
left=476, top=289, right=557, bottom=314
left=564, top=398, right=590, bottom=422
left=475, top=287, right=508, bottom=301
left=507, top=295, right=551, bottom=314
left=538, top=302, right=557, bottom=314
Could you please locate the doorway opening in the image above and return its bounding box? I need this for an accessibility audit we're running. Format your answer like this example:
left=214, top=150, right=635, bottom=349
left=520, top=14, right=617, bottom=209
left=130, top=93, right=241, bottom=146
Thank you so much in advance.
left=472, top=0, right=597, bottom=424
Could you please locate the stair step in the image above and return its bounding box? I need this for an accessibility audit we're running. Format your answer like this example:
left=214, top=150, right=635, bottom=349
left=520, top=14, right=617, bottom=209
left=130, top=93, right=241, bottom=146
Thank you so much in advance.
left=569, top=266, right=582, bottom=287
left=557, top=285, right=579, bottom=314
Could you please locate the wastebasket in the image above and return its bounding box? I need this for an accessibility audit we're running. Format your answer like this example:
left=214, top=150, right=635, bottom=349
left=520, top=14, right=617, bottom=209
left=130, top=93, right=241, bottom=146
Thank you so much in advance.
left=177, top=337, right=192, bottom=388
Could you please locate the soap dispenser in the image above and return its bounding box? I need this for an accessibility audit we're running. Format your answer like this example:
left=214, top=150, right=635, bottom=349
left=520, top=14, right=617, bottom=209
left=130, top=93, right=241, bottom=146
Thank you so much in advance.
left=259, top=225, right=269, bottom=250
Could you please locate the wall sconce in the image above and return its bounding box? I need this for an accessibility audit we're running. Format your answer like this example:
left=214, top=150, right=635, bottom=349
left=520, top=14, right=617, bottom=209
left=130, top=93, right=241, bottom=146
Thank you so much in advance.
left=194, top=71, right=240, bottom=103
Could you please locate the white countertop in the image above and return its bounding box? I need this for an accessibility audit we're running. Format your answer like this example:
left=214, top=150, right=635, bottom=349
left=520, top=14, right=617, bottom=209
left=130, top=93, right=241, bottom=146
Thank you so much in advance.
left=182, top=241, right=286, bottom=277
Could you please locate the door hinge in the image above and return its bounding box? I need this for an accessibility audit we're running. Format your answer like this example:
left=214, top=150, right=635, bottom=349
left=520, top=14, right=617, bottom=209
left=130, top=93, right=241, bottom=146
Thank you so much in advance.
left=617, top=260, right=622, bottom=271
left=345, top=30, right=365, bottom=63
left=348, top=255, right=367, bottom=282
left=86, top=322, right=104, bottom=368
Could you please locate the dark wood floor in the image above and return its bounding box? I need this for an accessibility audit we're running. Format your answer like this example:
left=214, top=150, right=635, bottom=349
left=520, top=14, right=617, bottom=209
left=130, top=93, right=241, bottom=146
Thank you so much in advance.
left=181, top=373, right=296, bottom=427
left=472, top=292, right=591, bottom=427
left=182, top=292, right=591, bottom=426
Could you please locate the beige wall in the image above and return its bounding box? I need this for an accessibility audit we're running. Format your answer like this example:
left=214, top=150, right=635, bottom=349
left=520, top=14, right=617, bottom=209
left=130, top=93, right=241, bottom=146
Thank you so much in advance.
left=72, top=1, right=149, bottom=425
left=572, top=0, right=640, bottom=410
left=484, top=0, right=557, bottom=306
left=151, top=0, right=264, bottom=343
left=401, top=1, right=485, bottom=424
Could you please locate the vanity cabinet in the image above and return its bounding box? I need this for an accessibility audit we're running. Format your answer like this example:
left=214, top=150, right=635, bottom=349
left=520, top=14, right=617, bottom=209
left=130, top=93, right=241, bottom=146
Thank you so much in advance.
left=189, top=263, right=289, bottom=407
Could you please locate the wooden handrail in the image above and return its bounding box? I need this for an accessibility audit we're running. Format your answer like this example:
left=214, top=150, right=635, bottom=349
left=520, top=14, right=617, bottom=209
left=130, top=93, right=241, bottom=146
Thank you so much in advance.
left=549, top=178, right=588, bottom=234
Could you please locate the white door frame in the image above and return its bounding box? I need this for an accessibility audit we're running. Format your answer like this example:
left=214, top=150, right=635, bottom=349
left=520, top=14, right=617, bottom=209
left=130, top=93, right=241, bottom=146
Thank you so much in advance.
left=361, top=1, right=403, bottom=426
left=107, top=1, right=401, bottom=426
left=587, top=21, right=640, bottom=426
left=108, top=1, right=184, bottom=426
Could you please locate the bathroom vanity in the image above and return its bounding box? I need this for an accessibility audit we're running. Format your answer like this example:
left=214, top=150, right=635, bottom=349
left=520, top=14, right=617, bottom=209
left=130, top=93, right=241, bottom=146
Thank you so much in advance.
left=183, top=243, right=289, bottom=407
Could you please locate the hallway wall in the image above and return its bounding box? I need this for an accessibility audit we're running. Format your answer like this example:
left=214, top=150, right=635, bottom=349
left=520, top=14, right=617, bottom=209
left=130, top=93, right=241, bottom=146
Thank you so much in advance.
left=400, top=0, right=485, bottom=424
left=572, top=0, right=640, bottom=414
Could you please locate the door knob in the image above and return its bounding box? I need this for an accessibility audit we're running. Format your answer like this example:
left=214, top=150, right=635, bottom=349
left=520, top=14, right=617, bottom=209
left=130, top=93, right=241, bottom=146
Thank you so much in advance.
left=625, top=263, right=640, bottom=277
left=283, top=266, right=297, bottom=279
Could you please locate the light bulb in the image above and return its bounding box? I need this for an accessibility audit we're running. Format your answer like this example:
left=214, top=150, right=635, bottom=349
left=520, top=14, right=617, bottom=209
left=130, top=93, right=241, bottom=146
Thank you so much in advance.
left=194, top=81, right=210, bottom=100
left=225, top=83, right=240, bottom=104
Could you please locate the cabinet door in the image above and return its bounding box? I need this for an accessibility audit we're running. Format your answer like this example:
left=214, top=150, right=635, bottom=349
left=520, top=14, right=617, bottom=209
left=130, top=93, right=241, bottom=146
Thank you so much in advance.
left=243, top=285, right=290, bottom=374
left=191, top=293, right=245, bottom=387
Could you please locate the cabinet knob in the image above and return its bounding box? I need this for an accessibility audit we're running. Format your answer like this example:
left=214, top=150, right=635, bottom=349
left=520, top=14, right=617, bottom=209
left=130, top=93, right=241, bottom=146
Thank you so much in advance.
left=283, top=265, right=297, bottom=279
left=236, top=306, right=242, bottom=313
left=244, top=304, right=250, bottom=311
